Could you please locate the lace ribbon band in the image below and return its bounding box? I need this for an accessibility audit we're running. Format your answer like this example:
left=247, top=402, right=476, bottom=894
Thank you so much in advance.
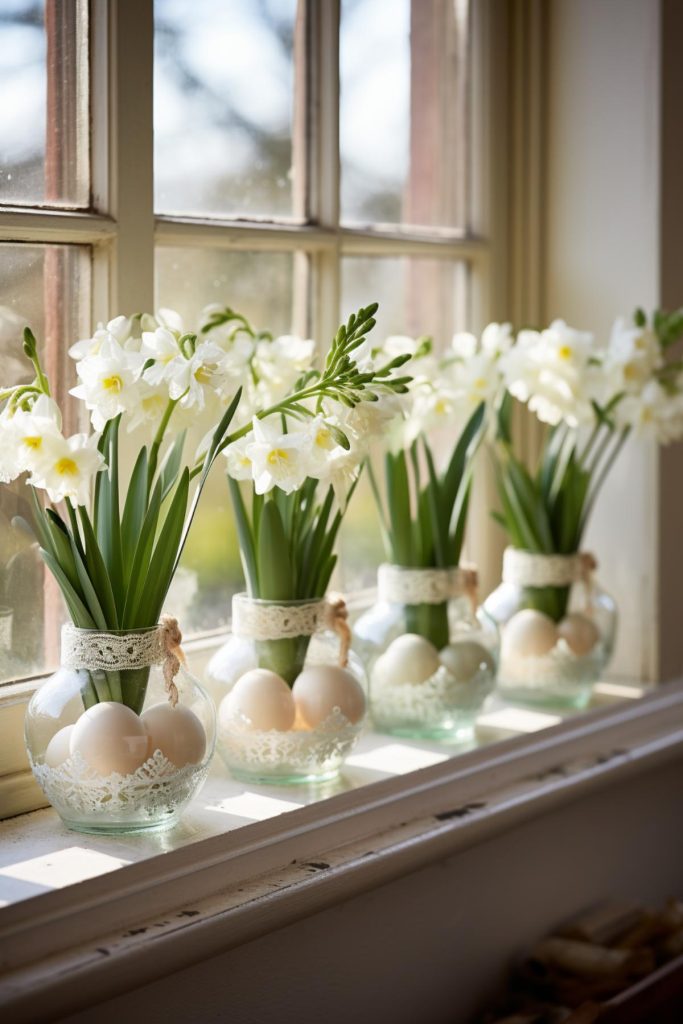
left=61, top=615, right=185, bottom=707
left=502, top=547, right=597, bottom=588
left=377, top=563, right=479, bottom=612
left=232, top=593, right=351, bottom=668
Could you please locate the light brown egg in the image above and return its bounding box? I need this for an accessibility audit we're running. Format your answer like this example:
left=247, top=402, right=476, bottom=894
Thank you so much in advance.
left=219, top=669, right=296, bottom=732
left=379, top=633, right=441, bottom=685
left=292, top=666, right=366, bottom=728
left=44, top=724, right=75, bottom=768
left=502, top=609, right=558, bottom=659
left=558, top=613, right=600, bottom=657
left=70, top=702, right=150, bottom=777
left=142, top=703, right=207, bottom=768
left=440, top=641, right=495, bottom=683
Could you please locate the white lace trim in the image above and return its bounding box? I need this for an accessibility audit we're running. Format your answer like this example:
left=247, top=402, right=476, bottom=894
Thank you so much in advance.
left=232, top=594, right=344, bottom=640
left=30, top=749, right=209, bottom=823
left=61, top=625, right=165, bottom=671
left=371, top=663, right=494, bottom=730
left=502, top=548, right=597, bottom=588
left=219, top=708, right=361, bottom=779
left=498, top=638, right=607, bottom=696
left=377, top=564, right=478, bottom=606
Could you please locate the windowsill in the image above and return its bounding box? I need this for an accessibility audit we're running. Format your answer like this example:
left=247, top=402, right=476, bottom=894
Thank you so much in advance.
left=1, top=678, right=681, bottom=1022
left=0, top=679, right=647, bottom=910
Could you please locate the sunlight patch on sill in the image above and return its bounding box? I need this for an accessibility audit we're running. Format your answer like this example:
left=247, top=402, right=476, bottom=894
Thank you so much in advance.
left=0, top=847, right=131, bottom=889
left=345, top=744, right=450, bottom=775
left=206, top=792, right=305, bottom=821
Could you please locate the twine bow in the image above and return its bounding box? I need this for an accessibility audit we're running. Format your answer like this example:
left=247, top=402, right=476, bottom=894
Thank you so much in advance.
left=160, top=614, right=185, bottom=707
left=323, top=593, right=351, bottom=668
left=459, top=564, right=479, bottom=618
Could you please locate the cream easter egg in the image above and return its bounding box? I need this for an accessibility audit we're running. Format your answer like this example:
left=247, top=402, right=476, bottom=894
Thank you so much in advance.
left=70, top=702, right=150, bottom=777
left=440, top=641, right=495, bottom=683
left=379, top=633, right=441, bottom=686
left=502, top=609, right=557, bottom=659
left=292, top=666, right=366, bottom=728
left=220, top=669, right=295, bottom=732
left=558, top=613, right=600, bottom=657
left=142, top=703, right=206, bottom=768
left=44, top=724, right=75, bottom=768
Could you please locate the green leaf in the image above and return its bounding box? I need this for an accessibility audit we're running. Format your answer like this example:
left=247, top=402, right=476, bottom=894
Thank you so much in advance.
left=159, top=430, right=186, bottom=501
left=385, top=450, right=413, bottom=565
left=257, top=498, right=292, bottom=600
left=78, top=506, right=119, bottom=628
left=228, top=477, right=258, bottom=595
left=422, top=441, right=447, bottom=567
left=120, top=447, right=149, bottom=586
left=135, top=468, right=190, bottom=625
left=39, top=548, right=97, bottom=628
left=121, top=480, right=162, bottom=627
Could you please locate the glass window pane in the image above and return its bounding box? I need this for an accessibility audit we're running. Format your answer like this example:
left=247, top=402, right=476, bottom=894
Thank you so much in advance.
left=0, top=243, right=91, bottom=683
left=338, top=255, right=468, bottom=591
left=154, top=0, right=300, bottom=219
left=0, top=0, right=89, bottom=208
left=340, top=0, right=470, bottom=228
left=155, top=248, right=297, bottom=633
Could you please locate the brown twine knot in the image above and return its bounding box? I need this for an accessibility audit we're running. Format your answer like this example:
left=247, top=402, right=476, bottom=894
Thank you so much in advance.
left=160, top=614, right=185, bottom=707
left=324, top=593, right=351, bottom=668
left=459, top=563, right=479, bottom=617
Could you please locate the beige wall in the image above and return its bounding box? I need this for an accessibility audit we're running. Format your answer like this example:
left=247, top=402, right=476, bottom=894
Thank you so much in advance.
left=544, top=0, right=661, bottom=680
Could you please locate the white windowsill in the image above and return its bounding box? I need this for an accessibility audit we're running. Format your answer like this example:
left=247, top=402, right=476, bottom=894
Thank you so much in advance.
left=1, top=678, right=681, bottom=1023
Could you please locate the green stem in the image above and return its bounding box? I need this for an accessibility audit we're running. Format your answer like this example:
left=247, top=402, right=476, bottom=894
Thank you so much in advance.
left=405, top=602, right=450, bottom=649
left=148, top=398, right=179, bottom=488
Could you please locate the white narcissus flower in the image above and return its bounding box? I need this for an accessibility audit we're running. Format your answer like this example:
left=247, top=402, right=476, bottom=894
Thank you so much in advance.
left=0, top=395, right=63, bottom=482
left=319, top=446, right=362, bottom=507
left=500, top=321, right=599, bottom=427
left=617, top=379, right=683, bottom=443
left=142, top=329, right=231, bottom=411
left=301, top=415, right=344, bottom=478
left=341, top=392, right=405, bottom=450
left=29, top=432, right=105, bottom=505
left=253, top=335, right=315, bottom=404
left=481, top=322, right=514, bottom=357
left=245, top=418, right=311, bottom=495
left=69, top=315, right=133, bottom=360
left=606, top=317, right=662, bottom=393
left=70, top=338, right=145, bottom=431
left=223, top=435, right=254, bottom=481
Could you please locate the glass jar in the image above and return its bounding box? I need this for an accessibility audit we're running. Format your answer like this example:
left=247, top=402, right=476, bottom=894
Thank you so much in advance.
left=25, top=622, right=215, bottom=834
left=207, top=594, right=366, bottom=785
left=353, top=564, right=499, bottom=741
left=483, top=548, right=617, bottom=709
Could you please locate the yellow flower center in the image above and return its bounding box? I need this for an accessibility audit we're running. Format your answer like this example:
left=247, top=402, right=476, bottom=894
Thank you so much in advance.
left=557, top=345, right=573, bottom=360
left=22, top=435, right=42, bottom=450
left=194, top=365, right=212, bottom=384
left=102, top=374, right=123, bottom=393
left=623, top=363, right=640, bottom=381
left=473, top=377, right=487, bottom=390
left=316, top=428, right=331, bottom=448
left=434, top=399, right=448, bottom=415
left=267, top=448, right=289, bottom=465
left=635, top=335, right=647, bottom=350
left=55, top=457, right=78, bottom=477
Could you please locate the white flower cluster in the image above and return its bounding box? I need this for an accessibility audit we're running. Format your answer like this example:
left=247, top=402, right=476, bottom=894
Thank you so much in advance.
left=362, top=323, right=513, bottom=451
left=68, top=307, right=316, bottom=434
left=0, top=394, right=104, bottom=504
left=498, top=316, right=683, bottom=442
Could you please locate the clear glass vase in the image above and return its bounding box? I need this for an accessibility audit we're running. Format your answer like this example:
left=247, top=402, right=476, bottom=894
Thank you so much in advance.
left=353, top=564, right=499, bottom=741
left=206, top=595, right=367, bottom=785
left=483, top=548, right=617, bottom=709
left=25, top=624, right=216, bottom=834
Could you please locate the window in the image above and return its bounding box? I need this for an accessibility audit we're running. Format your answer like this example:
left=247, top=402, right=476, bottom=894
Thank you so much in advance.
left=0, top=0, right=486, bottom=682
left=0, top=0, right=498, bottom=816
